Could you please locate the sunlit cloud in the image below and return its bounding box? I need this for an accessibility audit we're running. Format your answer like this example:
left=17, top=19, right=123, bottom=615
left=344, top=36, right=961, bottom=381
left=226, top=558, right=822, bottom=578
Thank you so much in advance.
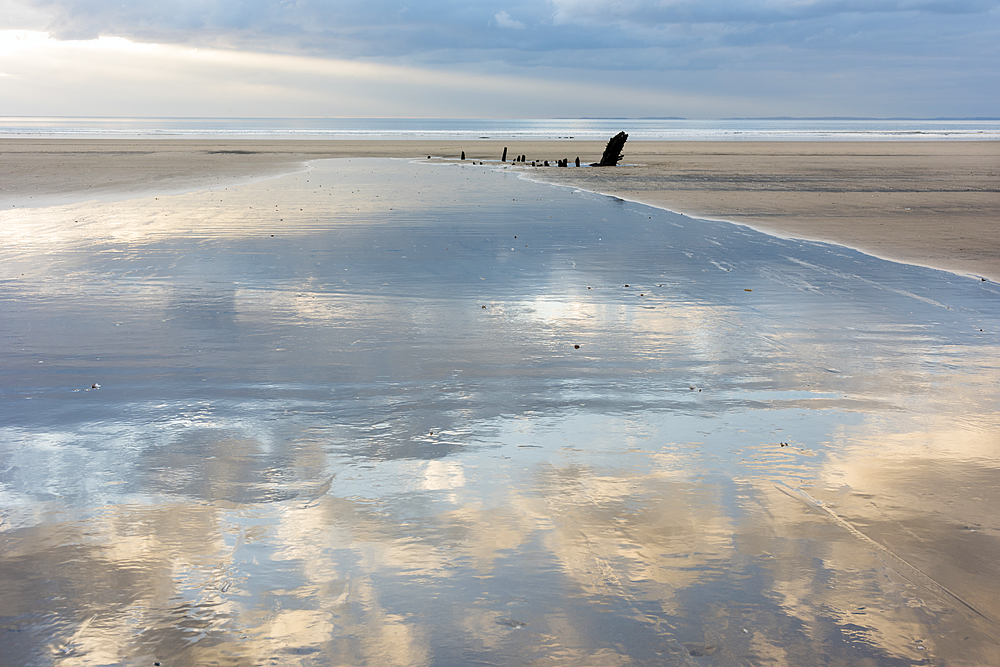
left=0, top=30, right=729, bottom=117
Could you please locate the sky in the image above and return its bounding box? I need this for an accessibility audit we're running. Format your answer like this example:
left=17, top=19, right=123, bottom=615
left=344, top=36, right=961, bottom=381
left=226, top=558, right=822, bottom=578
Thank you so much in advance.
left=1, top=0, right=998, bottom=118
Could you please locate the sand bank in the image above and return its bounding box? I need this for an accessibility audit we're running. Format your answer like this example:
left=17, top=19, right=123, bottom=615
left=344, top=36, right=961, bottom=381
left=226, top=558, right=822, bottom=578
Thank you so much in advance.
left=2, top=138, right=997, bottom=280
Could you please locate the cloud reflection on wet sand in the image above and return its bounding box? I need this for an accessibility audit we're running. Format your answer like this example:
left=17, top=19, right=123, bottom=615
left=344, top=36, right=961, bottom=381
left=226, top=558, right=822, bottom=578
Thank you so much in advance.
left=1, top=159, right=999, bottom=666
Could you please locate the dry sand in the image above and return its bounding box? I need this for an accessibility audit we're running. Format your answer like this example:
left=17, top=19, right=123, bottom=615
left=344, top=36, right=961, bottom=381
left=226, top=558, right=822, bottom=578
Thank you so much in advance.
left=2, top=138, right=997, bottom=280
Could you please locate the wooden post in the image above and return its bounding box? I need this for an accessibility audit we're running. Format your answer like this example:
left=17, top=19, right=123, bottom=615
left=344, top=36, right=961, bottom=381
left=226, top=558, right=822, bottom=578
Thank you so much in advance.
left=502, top=147, right=508, bottom=162
left=575, top=157, right=580, bottom=167
left=461, top=151, right=465, bottom=160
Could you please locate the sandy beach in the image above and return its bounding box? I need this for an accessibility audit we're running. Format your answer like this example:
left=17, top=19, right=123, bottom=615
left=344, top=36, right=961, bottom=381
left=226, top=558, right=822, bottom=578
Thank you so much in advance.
left=3, top=151, right=999, bottom=666
left=2, top=138, right=998, bottom=280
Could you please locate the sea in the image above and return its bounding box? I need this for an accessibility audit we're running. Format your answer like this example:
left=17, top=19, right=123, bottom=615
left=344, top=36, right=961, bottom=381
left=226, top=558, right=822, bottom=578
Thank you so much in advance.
left=2, top=116, right=1000, bottom=141
left=1, top=126, right=1000, bottom=665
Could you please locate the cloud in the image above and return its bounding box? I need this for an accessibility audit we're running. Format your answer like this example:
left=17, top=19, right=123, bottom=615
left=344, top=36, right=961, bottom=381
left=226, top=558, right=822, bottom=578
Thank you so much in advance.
left=494, top=10, right=526, bottom=29
left=6, top=0, right=996, bottom=68
left=0, top=30, right=737, bottom=117
left=550, top=0, right=999, bottom=26
left=0, top=0, right=998, bottom=116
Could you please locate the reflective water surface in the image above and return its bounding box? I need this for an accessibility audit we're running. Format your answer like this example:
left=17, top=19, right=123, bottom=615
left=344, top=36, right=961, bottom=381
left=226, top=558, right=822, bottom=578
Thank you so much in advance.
left=2, top=159, right=999, bottom=666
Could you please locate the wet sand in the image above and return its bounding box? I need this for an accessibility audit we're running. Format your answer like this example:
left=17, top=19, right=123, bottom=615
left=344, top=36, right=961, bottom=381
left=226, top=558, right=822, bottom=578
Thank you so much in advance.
left=2, top=138, right=998, bottom=281
left=2, top=158, right=999, bottom=665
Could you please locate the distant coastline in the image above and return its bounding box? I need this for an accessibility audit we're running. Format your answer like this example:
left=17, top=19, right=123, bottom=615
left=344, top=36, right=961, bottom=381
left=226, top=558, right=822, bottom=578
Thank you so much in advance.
left=571, top=116, right=1000, bottom=121
left=723, top=116, right=1000, bottom=121
left=2, top=117, right=998, bottom=141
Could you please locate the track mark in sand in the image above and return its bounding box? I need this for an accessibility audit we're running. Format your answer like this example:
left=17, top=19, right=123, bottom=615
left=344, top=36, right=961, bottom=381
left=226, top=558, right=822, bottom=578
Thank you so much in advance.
left=776, top=482, right=999, bottom=637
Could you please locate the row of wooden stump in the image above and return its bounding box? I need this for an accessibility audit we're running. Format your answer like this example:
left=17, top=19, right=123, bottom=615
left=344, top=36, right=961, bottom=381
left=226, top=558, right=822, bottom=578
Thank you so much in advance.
left=453, top=131, right=628, bottom=168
